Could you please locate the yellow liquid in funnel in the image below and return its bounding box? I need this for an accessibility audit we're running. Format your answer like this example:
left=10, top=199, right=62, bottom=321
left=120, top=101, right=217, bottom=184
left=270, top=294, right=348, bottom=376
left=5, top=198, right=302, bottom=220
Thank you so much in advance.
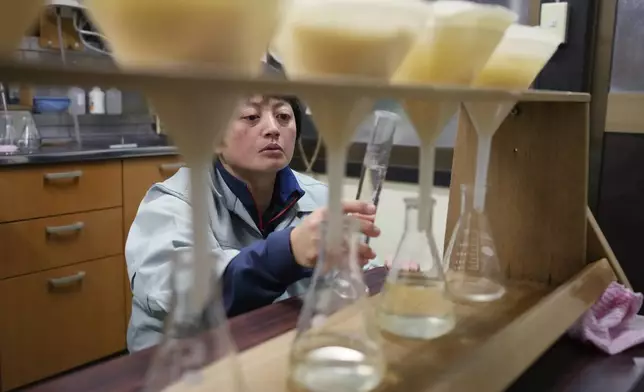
left=395, top=25, right=506, bottom=86
left=87, top=0, right=278, bottom=72
left=289, top=23, right=417, bottom=79
left=474, top=55, right=547, bottom=89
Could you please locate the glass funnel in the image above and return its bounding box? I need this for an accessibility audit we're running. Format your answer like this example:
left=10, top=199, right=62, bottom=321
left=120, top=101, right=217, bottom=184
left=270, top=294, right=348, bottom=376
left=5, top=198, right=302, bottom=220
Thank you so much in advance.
left=444, top=184, right=505, bottom=302
left=393, top=0, right=517, bottom=232
left=290, top=216, right=386, bottom=392
left=85, top=0, right=288, bottom=390
left=466, top=24, right=562, bottom=211
left=378, top=197, right=455, bottom=340
left=272, top=0, right=432, bottom=247
left=0, top=0, right=43, bottom=57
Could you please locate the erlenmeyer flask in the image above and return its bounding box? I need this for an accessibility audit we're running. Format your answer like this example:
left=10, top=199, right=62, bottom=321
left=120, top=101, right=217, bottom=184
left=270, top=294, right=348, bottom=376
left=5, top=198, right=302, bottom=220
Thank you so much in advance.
left=289, top=216, right=386, bottom=392
left=378, top=197, right=455, bottom=340
left=0, top=114, right=18, bottom=154
left=18, top=114, right=41, bottom=152
left=444, top=184, right=505, bottom=302
left=143, top=251, right=246, bottom=392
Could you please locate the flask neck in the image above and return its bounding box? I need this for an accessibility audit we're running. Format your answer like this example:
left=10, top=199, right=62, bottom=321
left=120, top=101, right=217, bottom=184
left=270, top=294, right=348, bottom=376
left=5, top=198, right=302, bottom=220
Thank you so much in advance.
left=461, top=184, right=488, bottom=214
left=406, top=202, right=433, bottom=233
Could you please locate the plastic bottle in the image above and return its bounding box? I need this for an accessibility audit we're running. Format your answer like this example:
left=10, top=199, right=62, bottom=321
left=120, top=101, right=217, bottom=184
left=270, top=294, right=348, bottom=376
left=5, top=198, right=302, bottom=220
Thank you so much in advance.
left=106, top=88, right=122, bottom=115
left=68, top=86, right=86, bottom=115
left=88, top=87, right=105, bottom=114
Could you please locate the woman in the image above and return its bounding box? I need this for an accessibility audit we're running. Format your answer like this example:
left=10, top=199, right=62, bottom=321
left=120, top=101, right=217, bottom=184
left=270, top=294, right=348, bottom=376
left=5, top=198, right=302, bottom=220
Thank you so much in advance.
left=125, top=94, right=381, bottom=352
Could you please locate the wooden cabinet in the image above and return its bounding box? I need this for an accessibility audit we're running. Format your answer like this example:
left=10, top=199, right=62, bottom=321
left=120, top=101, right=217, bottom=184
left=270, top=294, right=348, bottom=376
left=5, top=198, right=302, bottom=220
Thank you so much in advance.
left=0, top=257, right=125, bottom=391
left=122, top=156, right=184, bottom=328
left=0, top=208, right=123, bottom=279
left=0, top=162, right=122, bottom=224
left=123, top=156, right=184, bottom=239
left=0, top=156, right=180, bottom=391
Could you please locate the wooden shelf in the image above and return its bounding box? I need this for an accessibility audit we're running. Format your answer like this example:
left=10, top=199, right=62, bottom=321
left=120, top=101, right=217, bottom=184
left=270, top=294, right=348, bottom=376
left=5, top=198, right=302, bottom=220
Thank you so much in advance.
left=0, top=61, right=589, bottom=103
left=162, top=259, right=615, bottom=392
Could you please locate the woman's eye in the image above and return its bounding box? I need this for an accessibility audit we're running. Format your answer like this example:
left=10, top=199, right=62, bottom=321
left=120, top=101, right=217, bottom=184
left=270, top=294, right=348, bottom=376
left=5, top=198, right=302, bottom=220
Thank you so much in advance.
left=276, top=113, right=292, bottom=122
left=242, top=114, right=260, bottom=122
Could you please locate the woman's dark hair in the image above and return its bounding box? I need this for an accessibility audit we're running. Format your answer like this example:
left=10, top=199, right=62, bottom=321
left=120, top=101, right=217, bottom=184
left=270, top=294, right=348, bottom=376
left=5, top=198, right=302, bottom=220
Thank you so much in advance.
left=263, top=52, right=303, bottom=141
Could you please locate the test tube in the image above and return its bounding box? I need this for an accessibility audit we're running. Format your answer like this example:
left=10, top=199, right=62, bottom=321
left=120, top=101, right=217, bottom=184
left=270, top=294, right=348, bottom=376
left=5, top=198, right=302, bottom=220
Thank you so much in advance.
left=356, top=110, right=399, bottom=244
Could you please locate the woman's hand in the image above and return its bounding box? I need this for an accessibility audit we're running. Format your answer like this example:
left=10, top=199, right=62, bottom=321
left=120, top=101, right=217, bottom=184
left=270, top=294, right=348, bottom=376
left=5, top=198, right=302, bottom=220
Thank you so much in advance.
left=290, top=201, right=380, bottom=268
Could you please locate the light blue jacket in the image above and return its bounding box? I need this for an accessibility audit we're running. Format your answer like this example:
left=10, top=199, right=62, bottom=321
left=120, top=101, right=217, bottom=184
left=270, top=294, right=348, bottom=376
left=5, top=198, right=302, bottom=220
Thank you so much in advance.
left=126, top=165, right=328, bottom=352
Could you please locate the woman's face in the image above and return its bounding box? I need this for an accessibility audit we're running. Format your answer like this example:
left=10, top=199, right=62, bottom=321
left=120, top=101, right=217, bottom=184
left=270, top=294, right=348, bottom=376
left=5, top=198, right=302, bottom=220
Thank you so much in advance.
left=218, top=95, right=296, bottom=175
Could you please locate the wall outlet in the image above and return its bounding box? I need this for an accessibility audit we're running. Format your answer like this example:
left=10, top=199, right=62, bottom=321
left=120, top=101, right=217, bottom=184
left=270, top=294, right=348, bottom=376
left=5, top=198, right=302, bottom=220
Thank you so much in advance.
left=540, top=2, right=569, bottom=44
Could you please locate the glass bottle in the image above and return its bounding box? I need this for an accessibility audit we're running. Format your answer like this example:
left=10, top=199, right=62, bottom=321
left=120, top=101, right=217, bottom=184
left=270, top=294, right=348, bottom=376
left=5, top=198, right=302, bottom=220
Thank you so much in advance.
left=289, top=216, right=386, bottom=392
left=378, top=197, right=455, bottom=340
left=444, top=184, right=506, bottom=303
left=142, top=251, right=247, bottom=392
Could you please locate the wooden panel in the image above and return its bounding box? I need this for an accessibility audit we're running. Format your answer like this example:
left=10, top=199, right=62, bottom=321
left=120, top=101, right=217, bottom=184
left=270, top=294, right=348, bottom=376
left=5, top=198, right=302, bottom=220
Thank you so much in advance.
left=0, top=162, right=122, bottom=223
left=122, top=156, right=184, bottom=240
left=0, top=208, right=123, bottom=279
left=446, top=101, right=589, bottom=285
left=160, top=260, right=614, bottom=392
left=0, top=256, right=126, bottom=391
left=605, top=93, right=644, bottom=134
left=122, top=156, right=184, bottom=328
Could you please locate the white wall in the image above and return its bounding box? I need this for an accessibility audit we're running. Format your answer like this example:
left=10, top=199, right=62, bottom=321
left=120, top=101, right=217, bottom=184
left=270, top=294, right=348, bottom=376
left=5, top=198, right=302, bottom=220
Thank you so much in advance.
left=311, top=174, right=451, bottom=262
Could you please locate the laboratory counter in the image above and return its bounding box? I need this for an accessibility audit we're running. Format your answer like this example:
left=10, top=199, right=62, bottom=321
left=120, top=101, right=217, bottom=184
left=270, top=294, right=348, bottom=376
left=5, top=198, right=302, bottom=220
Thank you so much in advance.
left=21, top=267, right=644, bottom=392
left=0, top=137, right=453, bottom=186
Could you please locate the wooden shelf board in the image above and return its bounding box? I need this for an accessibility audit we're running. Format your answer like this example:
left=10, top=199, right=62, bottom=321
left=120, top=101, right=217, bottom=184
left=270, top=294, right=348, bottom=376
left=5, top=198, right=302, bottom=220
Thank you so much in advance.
left=0, top=61, right=589, bottom=104
left=163, top=259, right=615, bottom=392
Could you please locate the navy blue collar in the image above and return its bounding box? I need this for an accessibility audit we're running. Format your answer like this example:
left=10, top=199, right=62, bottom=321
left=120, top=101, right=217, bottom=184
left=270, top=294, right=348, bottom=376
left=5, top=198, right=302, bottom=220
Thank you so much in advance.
left=215, top=160, right=304, bottom=232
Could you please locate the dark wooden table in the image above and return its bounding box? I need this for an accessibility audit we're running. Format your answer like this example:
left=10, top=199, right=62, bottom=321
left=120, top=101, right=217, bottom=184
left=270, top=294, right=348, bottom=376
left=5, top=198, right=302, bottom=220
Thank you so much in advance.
left=23, top=268, right=644, bottom=392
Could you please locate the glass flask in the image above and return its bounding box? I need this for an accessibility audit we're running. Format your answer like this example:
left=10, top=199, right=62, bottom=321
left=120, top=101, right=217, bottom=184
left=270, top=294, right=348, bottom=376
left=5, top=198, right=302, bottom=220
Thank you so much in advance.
left=143, top=251, right=246, bottom=392
left=18, top=114, right=41, bottom=152
left=0, top=114, right=18, bottom=154
left=444, top=184, right=506, bottom=303
left=378, top=197, right=455, bottom=340
left=289, top=216, right=386, bottom=392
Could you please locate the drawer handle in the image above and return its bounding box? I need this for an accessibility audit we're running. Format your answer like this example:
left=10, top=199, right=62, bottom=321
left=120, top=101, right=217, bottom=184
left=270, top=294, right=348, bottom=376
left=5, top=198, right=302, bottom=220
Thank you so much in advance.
left=46, top=222, right=85, bottom=235
left=159, top=162, right=185, bottom=172
left=48, top=271, right=86, bottom=289
left=44, top=170, right=83, bottom=182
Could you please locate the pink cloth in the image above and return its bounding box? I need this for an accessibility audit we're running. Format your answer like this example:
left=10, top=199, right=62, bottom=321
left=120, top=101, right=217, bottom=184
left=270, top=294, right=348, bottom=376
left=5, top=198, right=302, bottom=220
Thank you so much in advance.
left=569, top=282, right=644, bottom=355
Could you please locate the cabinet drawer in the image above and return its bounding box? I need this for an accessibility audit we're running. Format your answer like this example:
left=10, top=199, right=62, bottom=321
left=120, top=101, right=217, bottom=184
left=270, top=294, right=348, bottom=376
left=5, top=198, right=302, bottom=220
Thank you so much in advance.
left=0, top=208, right=123, bottom=279
left=0, top=162, right=122, bottom=223
left=0, top=256, right=126, bottom=391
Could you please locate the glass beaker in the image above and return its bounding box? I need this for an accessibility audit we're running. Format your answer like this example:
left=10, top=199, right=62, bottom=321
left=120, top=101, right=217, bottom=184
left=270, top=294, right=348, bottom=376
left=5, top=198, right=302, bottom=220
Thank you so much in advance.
left=289, top=216, right=386, bottom=392
left=143, top=252, right=246, bottom=392
left=378, top=197, right=455, bottom=340
left=444, top=184, right=505, bottom=303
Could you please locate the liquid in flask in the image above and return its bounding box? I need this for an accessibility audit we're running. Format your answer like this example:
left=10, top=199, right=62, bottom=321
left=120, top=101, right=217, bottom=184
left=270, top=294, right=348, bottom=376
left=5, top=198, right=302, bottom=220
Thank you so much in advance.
left=378, top=197, right=455, bottom=340
left=143, top=251, right=247, bottom=392
left=289, top=216, right=386, bottom=392
left=444, top=184, right=506, bottom=303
